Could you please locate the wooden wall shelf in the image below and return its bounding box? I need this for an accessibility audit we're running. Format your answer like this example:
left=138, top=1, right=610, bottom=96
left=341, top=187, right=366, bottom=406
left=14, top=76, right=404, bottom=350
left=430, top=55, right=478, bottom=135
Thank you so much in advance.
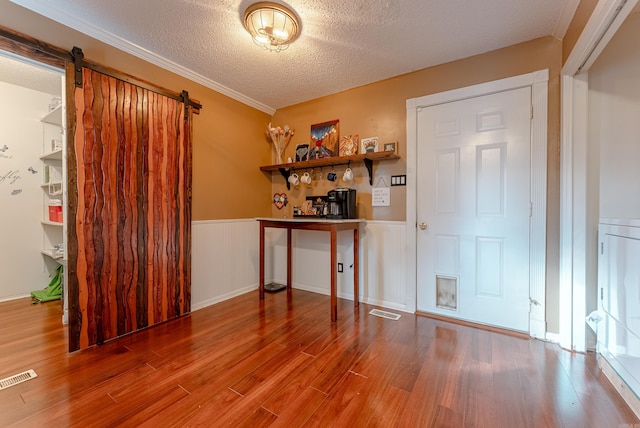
left=260, top=150, right=400, bottom=188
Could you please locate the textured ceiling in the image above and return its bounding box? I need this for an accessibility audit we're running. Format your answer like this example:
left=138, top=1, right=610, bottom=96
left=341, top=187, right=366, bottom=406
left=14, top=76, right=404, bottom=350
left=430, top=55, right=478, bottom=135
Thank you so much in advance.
left=7, top=0, right=576, bottom=113
left=0, top=51, right=62, bottom=96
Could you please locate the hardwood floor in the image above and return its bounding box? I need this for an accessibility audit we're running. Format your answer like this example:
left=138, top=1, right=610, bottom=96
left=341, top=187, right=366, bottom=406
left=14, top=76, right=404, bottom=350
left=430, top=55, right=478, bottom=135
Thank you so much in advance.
left=1, top=290, right=638, bottom=427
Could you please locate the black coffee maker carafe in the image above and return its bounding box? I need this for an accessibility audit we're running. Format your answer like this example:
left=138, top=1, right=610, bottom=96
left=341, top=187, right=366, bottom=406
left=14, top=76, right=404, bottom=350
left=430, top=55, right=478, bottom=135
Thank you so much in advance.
left=327, top=188, right=356, bottom=219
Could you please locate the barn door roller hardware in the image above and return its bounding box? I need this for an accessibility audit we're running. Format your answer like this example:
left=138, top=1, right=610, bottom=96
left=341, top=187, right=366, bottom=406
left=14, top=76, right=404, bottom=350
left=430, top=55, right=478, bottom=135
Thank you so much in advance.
left=180, top=90, right=201, bottom=120
left=69, top=47, right=203, bottom=114
left=71, top=46, right=84, bottom=88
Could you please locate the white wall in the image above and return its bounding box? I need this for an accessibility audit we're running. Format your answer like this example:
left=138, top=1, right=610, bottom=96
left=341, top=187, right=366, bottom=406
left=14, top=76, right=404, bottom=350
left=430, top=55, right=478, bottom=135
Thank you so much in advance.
left=590, top=11, right=640, bottom=219
left=191, top=219, right=410, bottom=312
left=587, top=10, right=640, bottom=350
left=564, top=10, right=640, bottom=407
left=0, top=81, right=52, bottom=300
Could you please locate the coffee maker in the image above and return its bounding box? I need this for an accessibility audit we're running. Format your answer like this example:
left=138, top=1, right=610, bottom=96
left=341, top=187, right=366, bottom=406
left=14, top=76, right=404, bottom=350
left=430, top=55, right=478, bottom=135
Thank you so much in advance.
left=327, top=188, right=356, bottom=219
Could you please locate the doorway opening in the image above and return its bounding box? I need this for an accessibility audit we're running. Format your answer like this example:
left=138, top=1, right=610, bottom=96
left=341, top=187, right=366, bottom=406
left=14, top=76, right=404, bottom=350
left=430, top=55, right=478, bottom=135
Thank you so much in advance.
left=0, top=49, right=67, bottom=323
left=406, top=70, right=549, bottom=338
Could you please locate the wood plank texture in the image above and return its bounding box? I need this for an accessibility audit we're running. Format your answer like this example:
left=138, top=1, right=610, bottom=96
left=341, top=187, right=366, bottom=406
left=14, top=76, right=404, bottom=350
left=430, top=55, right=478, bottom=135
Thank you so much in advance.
left=0, top=26, right=69, bottom=69
left=258, top=150, right=399, bottom=171
left=68, top=67, right=191, bottom=351
left=1, top=291, right=638, bottom=427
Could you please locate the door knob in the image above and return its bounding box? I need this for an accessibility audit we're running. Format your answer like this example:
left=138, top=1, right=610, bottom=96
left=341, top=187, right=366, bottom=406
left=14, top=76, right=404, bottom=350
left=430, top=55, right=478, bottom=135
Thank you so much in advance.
left=419, top=222, right=427, bottom=230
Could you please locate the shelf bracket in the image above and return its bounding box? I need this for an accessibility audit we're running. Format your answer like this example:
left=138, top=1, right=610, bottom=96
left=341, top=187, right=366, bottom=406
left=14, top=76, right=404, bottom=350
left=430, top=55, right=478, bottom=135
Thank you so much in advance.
left=363, top=158, right=374, bottom=185
left=279, top=167, right=291, bottom=190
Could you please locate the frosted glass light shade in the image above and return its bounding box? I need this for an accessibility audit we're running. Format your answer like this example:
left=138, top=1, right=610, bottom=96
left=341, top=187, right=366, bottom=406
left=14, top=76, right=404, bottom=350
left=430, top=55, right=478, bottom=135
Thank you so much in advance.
left=243, top=2, right=299, bottom=52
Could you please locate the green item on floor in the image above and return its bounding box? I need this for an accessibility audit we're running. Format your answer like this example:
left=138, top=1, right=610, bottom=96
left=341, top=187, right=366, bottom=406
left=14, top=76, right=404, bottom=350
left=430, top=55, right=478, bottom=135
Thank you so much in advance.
left=31, top=265, right=63, bottom=303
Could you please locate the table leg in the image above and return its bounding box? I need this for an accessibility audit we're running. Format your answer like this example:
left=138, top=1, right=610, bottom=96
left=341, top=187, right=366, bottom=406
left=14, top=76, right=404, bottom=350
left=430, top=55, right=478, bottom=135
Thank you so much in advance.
left=330, top=226, right=337, bottom=322
left=259, top=221, right=265, bottom=300
left=287, top=228, right=292, bottom=295
left=353, top=226, right=359, bottom=308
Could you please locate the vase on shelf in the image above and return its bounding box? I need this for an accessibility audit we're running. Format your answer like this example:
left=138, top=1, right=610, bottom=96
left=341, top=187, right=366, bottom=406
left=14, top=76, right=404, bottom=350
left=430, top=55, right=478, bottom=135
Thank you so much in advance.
left=274, top=146, right=285, bottom=165
left=266, top=123, right=294, bottom=165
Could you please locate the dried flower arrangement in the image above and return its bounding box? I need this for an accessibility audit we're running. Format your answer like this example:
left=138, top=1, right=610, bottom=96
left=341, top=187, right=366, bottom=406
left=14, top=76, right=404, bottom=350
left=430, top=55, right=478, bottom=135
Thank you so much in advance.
left=266, top=123, right=295, bottom=164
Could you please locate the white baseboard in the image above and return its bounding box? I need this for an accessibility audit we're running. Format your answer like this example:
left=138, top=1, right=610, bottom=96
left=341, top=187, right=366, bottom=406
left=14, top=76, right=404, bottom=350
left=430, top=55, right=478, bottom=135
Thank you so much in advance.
left=293, top=283, right=335, bottom=298
left=283, top=283, right=411, bottom=314
left=0, top=293, right=31, bottom=303
left=530, top=319, right=547, bottom=339
left=191, top=284, right=258, bottom=312
left=190, top=219, right=411, bottom=317
left=359, top=296, right=410, bottom=313
left=545, top=332, right=560, bottom=343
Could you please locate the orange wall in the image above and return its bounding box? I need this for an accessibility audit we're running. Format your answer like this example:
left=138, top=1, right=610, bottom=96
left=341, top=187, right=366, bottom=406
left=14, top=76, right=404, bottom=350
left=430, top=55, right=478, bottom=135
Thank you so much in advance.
left=273, top=37, right=563, bottom=332
left=0, top=3, right=562, bottom=224
left=0, top=1, right=272, bottom=221
left=273, top=36, right=562, bottom=222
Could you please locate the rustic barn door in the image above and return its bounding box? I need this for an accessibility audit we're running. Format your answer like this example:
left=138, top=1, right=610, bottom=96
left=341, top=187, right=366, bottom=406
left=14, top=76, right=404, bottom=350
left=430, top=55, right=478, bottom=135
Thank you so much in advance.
left=67, top=66, right=193, bottom=352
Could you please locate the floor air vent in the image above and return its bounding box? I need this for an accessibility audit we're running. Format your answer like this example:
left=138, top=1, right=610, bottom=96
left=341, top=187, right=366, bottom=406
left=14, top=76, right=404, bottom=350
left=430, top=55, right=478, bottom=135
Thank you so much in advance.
left=0, top=369, right=37, bottom=390
left=369, top=309, right=401, bottom=320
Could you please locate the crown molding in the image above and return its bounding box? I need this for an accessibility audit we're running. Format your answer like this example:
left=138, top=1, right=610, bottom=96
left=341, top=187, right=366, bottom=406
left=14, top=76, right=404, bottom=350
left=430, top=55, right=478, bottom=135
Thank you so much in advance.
left=553, top=0, right=581, bottom=39
left=9, top=0, right=276, bottom=115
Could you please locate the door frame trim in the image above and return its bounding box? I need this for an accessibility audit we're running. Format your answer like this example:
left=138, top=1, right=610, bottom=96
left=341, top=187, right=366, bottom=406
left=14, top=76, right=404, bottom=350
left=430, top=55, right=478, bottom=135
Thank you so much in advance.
left=559, top=0, right=638, bottom=352
left=406, top=70, right=549, bottom=337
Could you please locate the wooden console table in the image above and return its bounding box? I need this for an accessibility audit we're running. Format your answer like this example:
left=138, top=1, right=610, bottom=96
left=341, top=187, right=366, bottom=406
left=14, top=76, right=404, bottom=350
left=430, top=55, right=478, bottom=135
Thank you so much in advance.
left=257, top=218, right=363, bottom=321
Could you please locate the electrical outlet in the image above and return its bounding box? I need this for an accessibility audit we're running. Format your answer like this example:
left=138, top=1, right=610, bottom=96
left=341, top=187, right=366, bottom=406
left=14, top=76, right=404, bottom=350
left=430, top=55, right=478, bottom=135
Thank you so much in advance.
left=338, top=263, right=343, bottom=272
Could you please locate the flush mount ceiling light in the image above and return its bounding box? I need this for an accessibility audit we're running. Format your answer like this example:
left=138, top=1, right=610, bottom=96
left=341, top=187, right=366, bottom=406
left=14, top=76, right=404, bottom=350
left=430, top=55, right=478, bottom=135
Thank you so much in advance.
left=243, top=2, right=300, bottom=52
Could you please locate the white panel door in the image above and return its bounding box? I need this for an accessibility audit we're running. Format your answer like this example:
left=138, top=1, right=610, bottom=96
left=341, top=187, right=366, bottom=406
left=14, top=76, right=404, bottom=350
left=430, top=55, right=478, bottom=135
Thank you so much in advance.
left=416, top=87, right=531, bottom=331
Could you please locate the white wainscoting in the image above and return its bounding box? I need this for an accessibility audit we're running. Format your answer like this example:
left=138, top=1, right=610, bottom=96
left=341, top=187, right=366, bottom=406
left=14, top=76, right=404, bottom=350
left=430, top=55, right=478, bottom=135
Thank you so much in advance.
left=191, top=219, right=410, bottom=313
left=191, top=219, right=260, bottom=310
left=360, top=221, right=408, bottom=311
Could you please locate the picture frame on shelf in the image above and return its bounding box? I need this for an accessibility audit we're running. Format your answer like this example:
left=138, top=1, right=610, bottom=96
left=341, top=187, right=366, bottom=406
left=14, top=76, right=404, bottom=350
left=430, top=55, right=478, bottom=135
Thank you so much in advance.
left=361, top=137, right=379, bottom=154
left=294, top=143, right=309, bottom=162
left=309, top=119, right=339, bottom=159
left=339, top=134, right=359, bottom=157
left=383, top=141, right=397, bottom=153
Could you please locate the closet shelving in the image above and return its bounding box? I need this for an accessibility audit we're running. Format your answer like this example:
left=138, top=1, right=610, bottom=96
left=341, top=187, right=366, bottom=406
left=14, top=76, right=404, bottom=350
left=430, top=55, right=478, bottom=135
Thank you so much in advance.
left=40, top=104, right=66, bottom=265
left=40, top=148, right=62, bottom=161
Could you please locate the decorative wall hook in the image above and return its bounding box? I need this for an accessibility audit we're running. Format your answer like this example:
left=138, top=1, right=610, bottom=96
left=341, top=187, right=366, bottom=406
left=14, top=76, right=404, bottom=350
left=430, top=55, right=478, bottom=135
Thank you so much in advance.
left=273, top=192, right=288, bottom=209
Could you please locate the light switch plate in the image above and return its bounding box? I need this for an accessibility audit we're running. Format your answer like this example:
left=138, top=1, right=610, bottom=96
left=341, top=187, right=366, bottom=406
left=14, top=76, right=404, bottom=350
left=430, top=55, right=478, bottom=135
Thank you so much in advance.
left=391, top=175, right=406, bottom=186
